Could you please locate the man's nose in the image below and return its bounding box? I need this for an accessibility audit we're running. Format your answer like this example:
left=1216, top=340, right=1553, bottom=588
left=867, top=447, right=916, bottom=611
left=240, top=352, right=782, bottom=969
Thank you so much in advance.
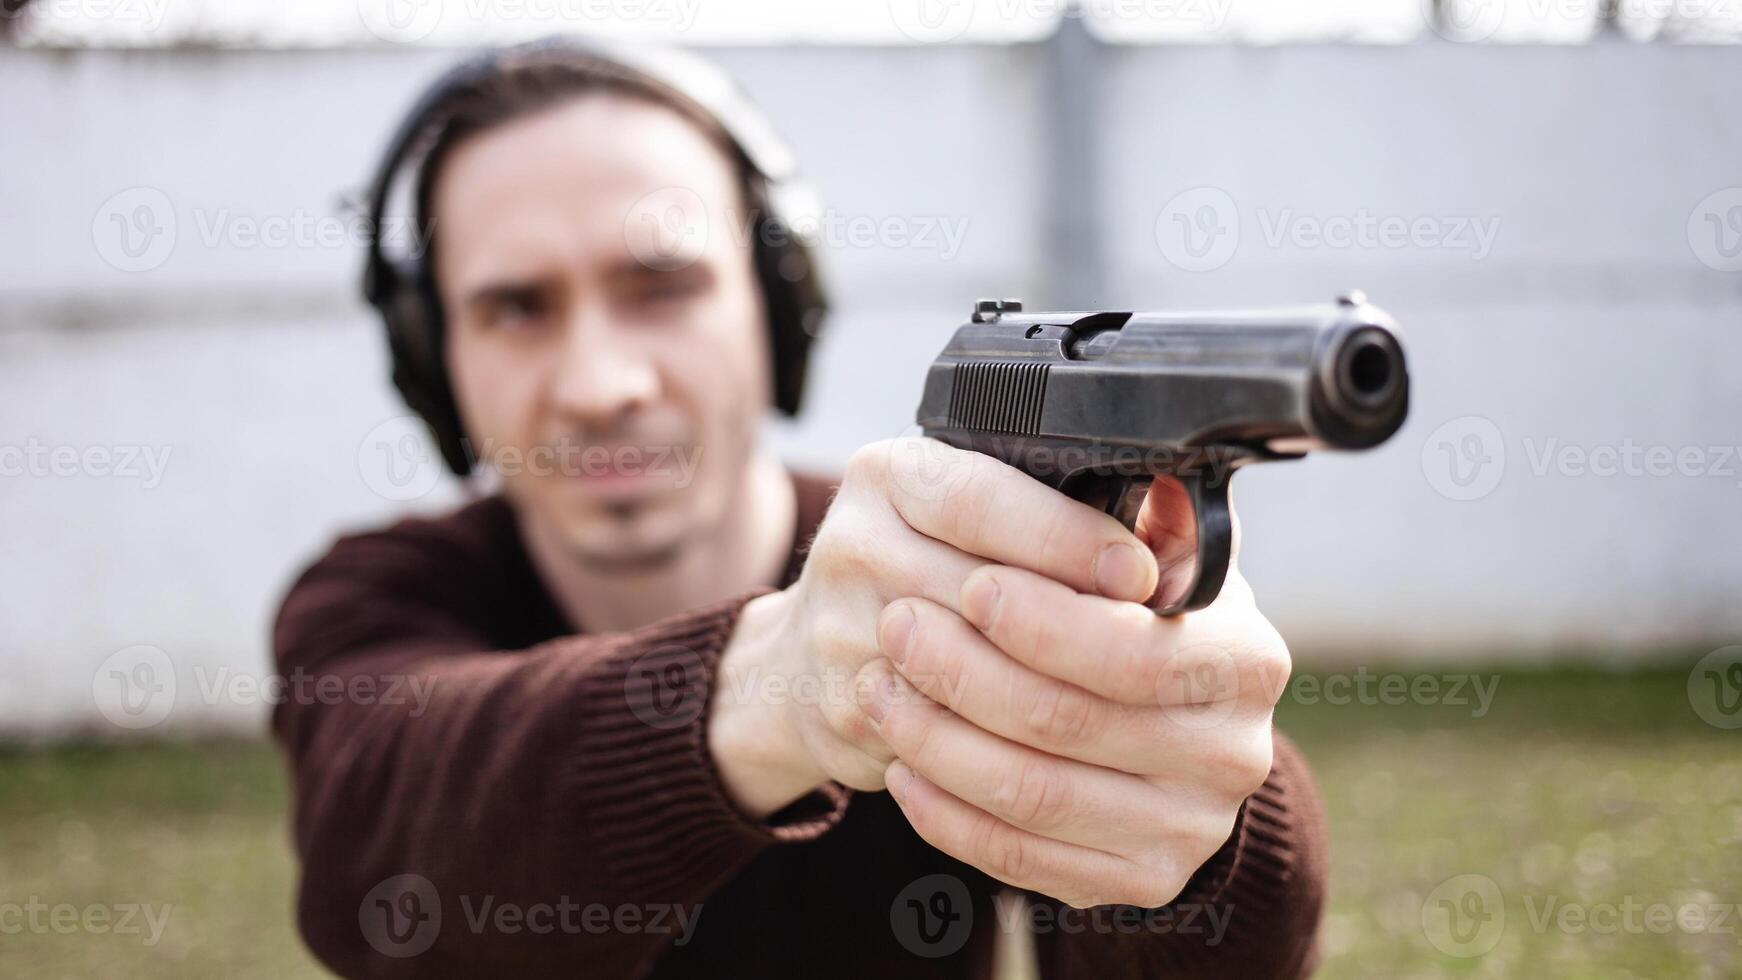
left=549, top=312, right=662, bottom=424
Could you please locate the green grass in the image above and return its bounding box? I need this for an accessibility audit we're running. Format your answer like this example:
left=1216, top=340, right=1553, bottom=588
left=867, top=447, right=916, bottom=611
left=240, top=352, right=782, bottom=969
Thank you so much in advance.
left=1, top=664, right=1737, bottom=979
left=1275, top=663, right=1742, bottom=980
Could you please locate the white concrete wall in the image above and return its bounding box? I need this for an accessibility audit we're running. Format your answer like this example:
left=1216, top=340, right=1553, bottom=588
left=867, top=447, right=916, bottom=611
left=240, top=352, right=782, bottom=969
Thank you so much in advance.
left=3, top=41, right=1740, bottom=734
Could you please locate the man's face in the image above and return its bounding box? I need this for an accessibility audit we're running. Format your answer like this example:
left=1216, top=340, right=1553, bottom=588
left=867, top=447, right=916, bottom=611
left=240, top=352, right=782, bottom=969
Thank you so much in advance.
left=432, top=94, right=770, bottom=567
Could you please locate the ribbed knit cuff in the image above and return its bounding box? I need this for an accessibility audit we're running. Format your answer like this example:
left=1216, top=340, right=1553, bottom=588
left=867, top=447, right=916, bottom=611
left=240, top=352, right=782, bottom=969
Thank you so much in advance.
left=1170, top=797, right=1250, bottom=908
left=560, top=591, right=850, bottom=900
left=1125, top=733, right=1313, bottom=975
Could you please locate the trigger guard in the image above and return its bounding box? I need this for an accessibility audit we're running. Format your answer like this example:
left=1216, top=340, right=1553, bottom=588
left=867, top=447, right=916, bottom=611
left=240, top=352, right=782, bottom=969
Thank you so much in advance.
left=1150, top=476, right=1233, bottom=616
left=1056, top=469, right=1234, bottom=616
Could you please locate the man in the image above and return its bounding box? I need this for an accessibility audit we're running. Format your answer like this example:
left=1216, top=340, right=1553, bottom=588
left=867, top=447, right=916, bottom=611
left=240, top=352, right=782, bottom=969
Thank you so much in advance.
left=274, top=40, right=1326, bottom=978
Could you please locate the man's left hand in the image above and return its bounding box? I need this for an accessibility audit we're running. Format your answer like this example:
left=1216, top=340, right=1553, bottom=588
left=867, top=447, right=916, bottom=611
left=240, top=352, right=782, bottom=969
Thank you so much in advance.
left=853, top=477, right=1291, bottom=910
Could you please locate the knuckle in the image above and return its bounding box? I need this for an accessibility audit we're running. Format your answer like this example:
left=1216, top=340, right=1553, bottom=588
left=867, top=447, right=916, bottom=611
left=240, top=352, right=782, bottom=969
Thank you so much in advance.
left=1030, top=507, right=1073, bottom=576
left=993, top=755, right=1070, bottom=828
left=1113, top=598, right=1162, bottom=637
left=823, top=693, right=870, bottom=741
left=1228, top=728, right=1276, bottom=792
left=831, top=753, right=892, bottom=793
left=902, top=619, right=964, bottom=709
left=840, top=713, right=878, bottom=746
left=1116, top=637, right=1164, bottom=702
left=1122, top=853, right=1189, bottom=908
left=945, top=477, right=993, bottom=548
left=1125, top=877, right=1184, bottom=910
left=845, top=441, right=893, bottom=485
left=969, top=812, right=1033, bottom=885
left=807, top=528, right=879, bottom=586
left=1021, top=680, right=1102, bottom=749
left=885, top=698, right=936, bottom=764
left=1251, top=633, right=1293, bottom=705
left=807, top=608, right=866, bottom=669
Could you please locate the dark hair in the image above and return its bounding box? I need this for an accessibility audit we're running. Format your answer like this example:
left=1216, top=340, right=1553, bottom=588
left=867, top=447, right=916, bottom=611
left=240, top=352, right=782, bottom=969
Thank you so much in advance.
left=409, top=50, right=754, bottom=289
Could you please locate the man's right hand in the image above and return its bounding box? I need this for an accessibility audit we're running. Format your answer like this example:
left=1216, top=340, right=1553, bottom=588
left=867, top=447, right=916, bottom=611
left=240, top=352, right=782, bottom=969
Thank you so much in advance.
left=708, top=438, right=1163, bottom=817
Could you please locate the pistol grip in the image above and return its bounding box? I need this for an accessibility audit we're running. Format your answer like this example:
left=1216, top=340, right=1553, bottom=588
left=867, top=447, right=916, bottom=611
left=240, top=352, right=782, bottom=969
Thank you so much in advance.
left=1068, top=472, right=1232, bottom=616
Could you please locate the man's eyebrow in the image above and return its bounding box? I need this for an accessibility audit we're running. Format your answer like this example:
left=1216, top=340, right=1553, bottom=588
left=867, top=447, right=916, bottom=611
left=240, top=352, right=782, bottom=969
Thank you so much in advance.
left=462, top=277, right=547, bottom=307
left=607, top=256, right=718, bottom=280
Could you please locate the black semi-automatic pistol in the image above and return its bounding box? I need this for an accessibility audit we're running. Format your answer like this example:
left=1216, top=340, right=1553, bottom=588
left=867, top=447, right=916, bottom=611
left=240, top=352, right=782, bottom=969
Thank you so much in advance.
left=915, top=292, right=1409, bottom=615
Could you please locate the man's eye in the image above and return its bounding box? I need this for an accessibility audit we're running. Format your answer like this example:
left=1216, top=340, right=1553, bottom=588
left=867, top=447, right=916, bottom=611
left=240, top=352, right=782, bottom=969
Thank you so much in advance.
left=486, top=292, right=548, bottom=328
left=633, top=271, right=708, bottom=307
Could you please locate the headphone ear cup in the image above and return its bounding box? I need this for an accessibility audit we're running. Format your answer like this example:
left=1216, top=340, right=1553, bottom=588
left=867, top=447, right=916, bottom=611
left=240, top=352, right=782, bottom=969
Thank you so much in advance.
left=752, top=213, right=827, bottom=417
left=378, top=260, right=475, bottom=475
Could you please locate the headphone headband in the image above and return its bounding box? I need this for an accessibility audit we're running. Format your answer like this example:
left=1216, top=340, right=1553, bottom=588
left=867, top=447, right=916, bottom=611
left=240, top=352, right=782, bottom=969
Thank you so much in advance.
left=359, top=38, right=829, bottom=475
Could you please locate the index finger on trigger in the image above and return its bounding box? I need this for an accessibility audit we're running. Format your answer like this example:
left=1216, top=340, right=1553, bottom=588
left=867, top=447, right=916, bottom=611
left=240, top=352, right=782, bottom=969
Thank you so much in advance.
left=881, top=438, right=1159, bottom=602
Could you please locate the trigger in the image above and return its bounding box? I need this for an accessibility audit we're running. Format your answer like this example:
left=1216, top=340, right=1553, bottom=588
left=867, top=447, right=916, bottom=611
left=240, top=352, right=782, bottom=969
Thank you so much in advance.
left=1106, top=478, right=1153, bottom=532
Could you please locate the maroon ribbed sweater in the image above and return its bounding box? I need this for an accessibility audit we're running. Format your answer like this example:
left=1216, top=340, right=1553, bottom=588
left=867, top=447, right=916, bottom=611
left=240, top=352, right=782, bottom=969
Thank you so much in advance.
left=271, top=470, right=1327, bottom=978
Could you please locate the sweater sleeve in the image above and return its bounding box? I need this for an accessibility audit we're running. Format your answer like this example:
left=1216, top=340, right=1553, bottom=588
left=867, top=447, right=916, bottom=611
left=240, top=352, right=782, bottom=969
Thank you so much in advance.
left=1029, top=730, right=1328, bottom=979
left=270, top=527, right=849, bottom=979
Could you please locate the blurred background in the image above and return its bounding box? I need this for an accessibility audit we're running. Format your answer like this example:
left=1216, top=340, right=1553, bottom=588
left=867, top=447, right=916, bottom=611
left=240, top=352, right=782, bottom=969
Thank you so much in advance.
left=2, top=1, right=1740, bottom=977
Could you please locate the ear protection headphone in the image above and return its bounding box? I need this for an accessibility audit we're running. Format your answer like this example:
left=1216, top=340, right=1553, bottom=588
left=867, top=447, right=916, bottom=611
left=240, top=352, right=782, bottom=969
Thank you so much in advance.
left=360, top=37, right=829, bottom=476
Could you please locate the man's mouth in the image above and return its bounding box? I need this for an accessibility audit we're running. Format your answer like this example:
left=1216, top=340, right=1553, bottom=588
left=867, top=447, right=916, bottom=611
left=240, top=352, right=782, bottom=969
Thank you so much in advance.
left=547, top=443, right=695, bottom=502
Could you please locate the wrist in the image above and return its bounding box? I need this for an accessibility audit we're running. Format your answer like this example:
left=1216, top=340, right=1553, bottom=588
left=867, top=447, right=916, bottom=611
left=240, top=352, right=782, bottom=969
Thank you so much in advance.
left=709, top=589, right=826, bottom=820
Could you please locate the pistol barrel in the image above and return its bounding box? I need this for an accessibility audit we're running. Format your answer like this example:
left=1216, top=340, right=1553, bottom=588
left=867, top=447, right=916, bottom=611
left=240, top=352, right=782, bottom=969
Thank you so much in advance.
left=916, top=294, right=1408, bottom=458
